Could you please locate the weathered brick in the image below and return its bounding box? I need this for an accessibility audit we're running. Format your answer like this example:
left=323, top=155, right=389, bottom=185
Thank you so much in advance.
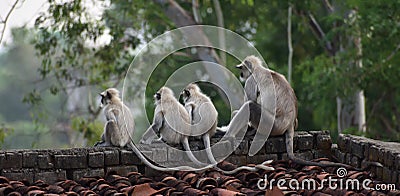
left=382, top=167, right=392, bottom=182
left=0, top=153, right=4, bottom=169
left=350, top=155, right=360, bottom=168
left=294, top=132, right=313, bottom=151
left=364, top=143, right=370, bottom=159
left=351, top=140, right=364, bottom=159
left=384, top=151, right=396, bottom=168
left=212, top=140, right=233, bottom=159
left=152, top=147, right=168, bottom=163
left=2, top=152, right=22, bottom=169
left=313, top=150, right=331, bottom=159
left=70, top=169, right=104, bottom=180
left=390, top=171, right=397, bottom=184
left=225, top=155, right=247, bottom=166
left=88, top=152, right=104, bottom=168
left=248, top=155, right=268, bottom=164
left=35, top=170, right=66, bottom=184
left=265, top=137, right=286, bottom=154
left=337, top=134, right=347, bottom=152
left=104, top=150, right=119, bottom=166
left=336, top=151, right=346, bottom=164
left=120, top=150, right=141, bottom=165
left=369, top=146, right=379, bottom=162
left=316, top=134, right=332, bottom=150
left=295, top=151, right=313, bottom=161
left=233, top=140, right=248, bottom=155
left=106, top=165, right=137, bottom=176
left=23, top=152, right=38, bottom=168
left=2, top=169, right=34, bottom=183
left=37, top=154, right=53, bottom=169
left=376, top=167, right=383, bottom=180
left=167, top=147, right=184, bottom=162
left=396, top=155, right=400, bottom=171
left=54, top=154, right=87, bottom=169
left=378, top=148, right=385, bottom=163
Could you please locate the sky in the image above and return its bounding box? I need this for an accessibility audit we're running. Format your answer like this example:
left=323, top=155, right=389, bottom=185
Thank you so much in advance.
left=0, top=0, right=48, bottom=50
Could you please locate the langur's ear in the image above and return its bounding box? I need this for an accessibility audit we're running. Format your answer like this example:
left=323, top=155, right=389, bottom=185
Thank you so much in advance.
left=155, top=92, right=161, bottom=100
left=106, top=91, right=112, bottom=99
left=235, top=64, right=243, bottom=69
left=184, top=89, right=190, bottom=97
left=244, top=60, right=252, bottom=70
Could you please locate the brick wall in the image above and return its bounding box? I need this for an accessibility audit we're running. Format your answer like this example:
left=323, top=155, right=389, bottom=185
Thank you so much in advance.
left=334, top=134, right=400, bottom=187
left=2, top=131, right=396, bottom=185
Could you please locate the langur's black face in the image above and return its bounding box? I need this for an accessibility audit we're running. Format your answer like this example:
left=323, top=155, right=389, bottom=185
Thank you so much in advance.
left=236, top=61, right=252, bottom=82
left=99, top=91, right=112, bottom=108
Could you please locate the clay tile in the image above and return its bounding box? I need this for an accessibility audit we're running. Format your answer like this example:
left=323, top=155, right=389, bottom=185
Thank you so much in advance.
left=64, top=191, right=79, bottom=196
left=240, top=187, right=264, bottom=196
left=71, top=185, right=87, bottom=193
left=137, top=177, right=154, bottom=184
left=114, top=182, right=129, bottom=190
left=217, top=161, right=237, bottom=171
left=184, top=188, right=207, bottom=195
left=132, top=183, right=160, bottom=196
left=196, top=177, right=218, bottom=189
left=14, top=185, right=28, bottom=194
left=0, top=176, right=9, bottom=184
left=162, top=176, right=178, bottom=183
left=316, top=173, right=332, bottom=181
left=78, top=177, right=99, bottom=187
left=46, top=185, right=64, bottom=194
left=174, top=182, right=190, bottom=191
left=27, top=189, right=45, bottom=196
left=313, top=157, right=331, bottom=162
left=103, top=189, right=118, bottom=196
left=81, top=190, right=97, bottom=196
left=181, top=172, right=197, bottom=183
left=7, top=192, right=22, bottom=196
left=26, top=186, right=42, bottom=192
left=0, top=185, right=14, bottom=195
left=33, top=180, right=47, bottom=188
left=201, top=184, right=216, bottom=192
left=348, top=171, right=366, bottom=180
left=236, top=172, right=260, bottom=184
left=271, top=171, right=286, bottom=180
left=210, top=188, right=245, bottom=196
left=302, top=165, right=323, bottom=171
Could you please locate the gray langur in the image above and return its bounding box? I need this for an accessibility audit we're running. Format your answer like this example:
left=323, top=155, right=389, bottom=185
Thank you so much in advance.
left=140, top=86, right=274, bottom=173
left=140, top=86, right=207, bottom=166
left=95, top=88, right=135, bottom=147
left=181, top=83, right=218, bottom=164
left=96, top=87, right=208, bottom=171
left=224, top=55, right=353, bottom=168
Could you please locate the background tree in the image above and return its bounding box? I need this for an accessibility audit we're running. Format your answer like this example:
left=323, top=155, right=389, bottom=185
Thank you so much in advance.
left=1, top=0, right=399, bottom=149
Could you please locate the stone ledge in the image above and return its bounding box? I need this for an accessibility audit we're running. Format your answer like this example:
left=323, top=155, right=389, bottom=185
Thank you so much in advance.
left=0, top=131, right=332, bottom=183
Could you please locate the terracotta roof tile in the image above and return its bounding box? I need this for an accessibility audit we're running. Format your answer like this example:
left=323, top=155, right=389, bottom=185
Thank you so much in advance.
left=1, top=159, right=400, bottom=195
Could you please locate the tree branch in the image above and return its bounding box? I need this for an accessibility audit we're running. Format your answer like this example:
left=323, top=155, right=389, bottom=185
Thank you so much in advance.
left=0, top=0, right=22, bottom=44
left=191, top=0, right=202, bottom=23
left=307, top=13, right=335, bottom=56
left=154, top=0, right=242, bottom=108
left=287, top=4, right=293, bottom=83
left=213, top=0, right=226, bottom=64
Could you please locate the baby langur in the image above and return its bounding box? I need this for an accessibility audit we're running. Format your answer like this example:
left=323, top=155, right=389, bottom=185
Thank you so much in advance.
left=95, top=88, right=135, bottom=147
left=140, top=87, right=207, bottom=167
left=226, top=55, right=353, bottom=168
left=181, top=83, right=218, bottom=164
